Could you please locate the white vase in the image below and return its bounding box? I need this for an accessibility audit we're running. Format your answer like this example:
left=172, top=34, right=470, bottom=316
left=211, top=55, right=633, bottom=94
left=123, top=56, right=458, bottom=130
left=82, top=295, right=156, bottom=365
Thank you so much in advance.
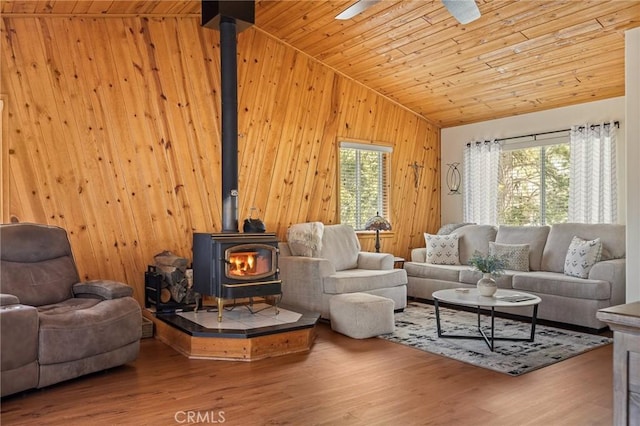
left=477, top=273, right=497, bottom=297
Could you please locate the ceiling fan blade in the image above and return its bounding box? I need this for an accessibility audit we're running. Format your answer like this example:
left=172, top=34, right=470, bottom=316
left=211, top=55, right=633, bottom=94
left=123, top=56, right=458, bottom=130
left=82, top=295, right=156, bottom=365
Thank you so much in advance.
left=335, top=0, right=381, bottom=20
left=441, top=0, right=481, bottom=24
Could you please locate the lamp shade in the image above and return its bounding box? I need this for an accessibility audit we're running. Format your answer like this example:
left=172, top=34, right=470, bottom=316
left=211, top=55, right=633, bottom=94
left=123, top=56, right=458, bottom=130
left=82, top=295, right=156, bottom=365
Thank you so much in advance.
left=365, top=213, right=391, bottom=231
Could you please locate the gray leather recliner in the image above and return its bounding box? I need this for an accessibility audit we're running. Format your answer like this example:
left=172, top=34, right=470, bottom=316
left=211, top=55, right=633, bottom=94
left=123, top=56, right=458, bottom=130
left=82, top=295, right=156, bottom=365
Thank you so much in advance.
left=0, top=223, right=141, bottom=397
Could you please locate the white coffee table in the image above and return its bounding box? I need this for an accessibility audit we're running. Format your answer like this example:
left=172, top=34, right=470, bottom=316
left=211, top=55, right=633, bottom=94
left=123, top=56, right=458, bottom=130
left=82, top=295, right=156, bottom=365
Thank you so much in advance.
left=432, top=288, right=542, bottom=352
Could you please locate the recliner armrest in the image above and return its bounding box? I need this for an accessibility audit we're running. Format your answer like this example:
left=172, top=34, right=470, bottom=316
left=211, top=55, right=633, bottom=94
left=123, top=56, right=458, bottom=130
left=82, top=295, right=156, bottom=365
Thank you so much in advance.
left=357, top=252, right=394, bottom=270
left=73, top=280, right=134, bottom=300
left=0, top=293, right=20, bottom=306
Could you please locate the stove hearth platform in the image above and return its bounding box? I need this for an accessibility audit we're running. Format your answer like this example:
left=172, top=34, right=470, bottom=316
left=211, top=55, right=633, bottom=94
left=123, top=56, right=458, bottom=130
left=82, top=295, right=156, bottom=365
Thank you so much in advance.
left=143, top=303, right=319, bottom=361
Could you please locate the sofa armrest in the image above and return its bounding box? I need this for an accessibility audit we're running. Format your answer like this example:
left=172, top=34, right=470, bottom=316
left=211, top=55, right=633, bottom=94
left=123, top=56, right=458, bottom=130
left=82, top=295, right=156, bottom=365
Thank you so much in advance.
left=589, top=258, right=626, bottom=305
left=411, top=248, right=427, bottom=263
left=0, top=293, right=20, bottom=306
left=73, top=280, right=134, bottom=300
left=357, top=252, right=394, bottom=270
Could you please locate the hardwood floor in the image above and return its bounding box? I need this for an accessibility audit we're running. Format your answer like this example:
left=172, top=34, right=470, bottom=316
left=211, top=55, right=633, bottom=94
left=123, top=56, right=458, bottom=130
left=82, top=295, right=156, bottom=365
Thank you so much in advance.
left=1, top=323, right=613, bottom=425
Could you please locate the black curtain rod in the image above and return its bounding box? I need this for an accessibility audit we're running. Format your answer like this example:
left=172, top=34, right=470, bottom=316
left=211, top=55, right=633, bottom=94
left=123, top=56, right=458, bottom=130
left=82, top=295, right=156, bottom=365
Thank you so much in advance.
left=467, top=121, right=619, bottom=146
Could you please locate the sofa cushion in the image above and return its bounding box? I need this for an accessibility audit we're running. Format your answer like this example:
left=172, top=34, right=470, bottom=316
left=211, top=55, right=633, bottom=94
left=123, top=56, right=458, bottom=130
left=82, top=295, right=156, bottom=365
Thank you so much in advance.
left=437, top=223, right=474, bottom=235
left=489, top=242, right=530, bottom=272
left=541, top=223, right=625, bottom=272
left=459, top=269, right=515, bottom=289
left=323, top=269, right=407, bottom=294
left=455, top=225, right=497, bottom=265
left=512, top=272, right=610, bottom=300
left=37, top=297, right=142, bottom=365
left=319, top=224, right=360, bottom=271
left=563, top=236, right=602, bottom=278
left=495, top=225, right=550, bottom=271
left=424, top=233, right=460, bottom=265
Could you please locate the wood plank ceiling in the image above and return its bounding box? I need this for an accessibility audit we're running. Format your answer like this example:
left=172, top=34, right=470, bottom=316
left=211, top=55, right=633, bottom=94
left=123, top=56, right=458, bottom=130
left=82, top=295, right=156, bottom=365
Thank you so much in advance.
left=2, top=0, right=639, bottom=127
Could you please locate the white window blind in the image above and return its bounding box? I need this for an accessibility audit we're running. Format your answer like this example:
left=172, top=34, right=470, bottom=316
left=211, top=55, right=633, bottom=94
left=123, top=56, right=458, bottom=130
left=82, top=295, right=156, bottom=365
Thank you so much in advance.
left=339, top=142, right=392, bottom=230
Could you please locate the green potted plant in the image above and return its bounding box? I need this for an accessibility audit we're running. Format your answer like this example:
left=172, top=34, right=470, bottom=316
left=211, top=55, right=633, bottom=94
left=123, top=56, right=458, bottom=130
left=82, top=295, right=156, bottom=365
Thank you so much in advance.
left=468, top=251, right=507, bottom=296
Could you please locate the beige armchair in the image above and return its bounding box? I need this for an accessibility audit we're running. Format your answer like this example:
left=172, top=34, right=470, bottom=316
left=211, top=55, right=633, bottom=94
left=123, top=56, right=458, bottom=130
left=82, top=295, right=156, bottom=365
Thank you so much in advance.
left=0, top=223, right=141, bottom=397
left=279, top=223, right=407, bottom=318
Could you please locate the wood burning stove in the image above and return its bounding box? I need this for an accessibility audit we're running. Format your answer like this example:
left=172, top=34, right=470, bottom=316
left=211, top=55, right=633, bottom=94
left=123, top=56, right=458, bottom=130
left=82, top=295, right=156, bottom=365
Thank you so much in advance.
left=194, top=1, right=282, bottom=321
left=193, top=232, right=281, bottom=321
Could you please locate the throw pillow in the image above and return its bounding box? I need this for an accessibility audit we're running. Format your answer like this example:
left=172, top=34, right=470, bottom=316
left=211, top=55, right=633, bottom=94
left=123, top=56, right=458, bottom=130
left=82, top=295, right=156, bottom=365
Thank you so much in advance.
left=489, top=242, right=530, bottom=272
left=424, top=233, right=460, bottom=265
left=287, top=222, right=324, bottom=257
left=564, top=236, right=602, bottom=279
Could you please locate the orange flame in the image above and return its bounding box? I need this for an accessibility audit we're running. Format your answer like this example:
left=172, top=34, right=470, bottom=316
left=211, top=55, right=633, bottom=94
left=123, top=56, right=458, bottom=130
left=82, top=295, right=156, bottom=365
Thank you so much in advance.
left=229, top=252, right=257, bottom=276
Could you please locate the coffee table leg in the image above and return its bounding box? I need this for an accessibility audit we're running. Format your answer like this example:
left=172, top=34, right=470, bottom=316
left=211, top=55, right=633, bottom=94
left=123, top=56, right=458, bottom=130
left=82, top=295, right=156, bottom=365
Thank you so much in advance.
left=435, top=299, right=442, bottom=337
left=529, top=304, right=538, bottom=342
left=491, top=308, right=495, bottom=351
left=476, top=306, right=496, bottom=352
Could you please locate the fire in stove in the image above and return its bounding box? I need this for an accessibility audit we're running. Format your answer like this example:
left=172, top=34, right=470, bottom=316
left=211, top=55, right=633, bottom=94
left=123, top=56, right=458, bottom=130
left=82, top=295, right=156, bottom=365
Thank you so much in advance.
left=228, top=251, right=272, bottom=277
left=228, top=251, right=257, bottom=275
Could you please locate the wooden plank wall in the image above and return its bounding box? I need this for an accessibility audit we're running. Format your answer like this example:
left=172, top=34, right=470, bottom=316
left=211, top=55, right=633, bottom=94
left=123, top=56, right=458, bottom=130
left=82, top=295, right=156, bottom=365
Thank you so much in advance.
left=0, top=16, right=440, bottom=304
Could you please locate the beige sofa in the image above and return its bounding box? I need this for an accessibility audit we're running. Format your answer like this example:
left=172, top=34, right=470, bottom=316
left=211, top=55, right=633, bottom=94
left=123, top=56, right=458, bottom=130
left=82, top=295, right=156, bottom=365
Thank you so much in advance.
left=279, top=223, right=407, bottom=319
left=404, top=223, right=626, bottom=330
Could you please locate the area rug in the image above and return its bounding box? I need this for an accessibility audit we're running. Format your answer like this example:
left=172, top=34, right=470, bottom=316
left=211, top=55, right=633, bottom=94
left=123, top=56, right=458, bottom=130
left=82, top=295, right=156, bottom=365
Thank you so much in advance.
left=378, top=301, right=611, bottom=376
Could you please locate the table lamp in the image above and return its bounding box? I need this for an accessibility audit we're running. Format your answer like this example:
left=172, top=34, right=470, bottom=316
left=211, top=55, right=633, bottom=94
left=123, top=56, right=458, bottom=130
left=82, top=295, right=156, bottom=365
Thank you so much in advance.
left=365, top=212, right=391, bottom=253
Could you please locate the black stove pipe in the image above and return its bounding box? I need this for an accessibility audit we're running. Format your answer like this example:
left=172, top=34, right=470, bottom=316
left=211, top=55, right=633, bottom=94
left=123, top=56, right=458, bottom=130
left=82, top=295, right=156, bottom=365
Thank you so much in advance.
left=220, top=16, right=239, bottom=233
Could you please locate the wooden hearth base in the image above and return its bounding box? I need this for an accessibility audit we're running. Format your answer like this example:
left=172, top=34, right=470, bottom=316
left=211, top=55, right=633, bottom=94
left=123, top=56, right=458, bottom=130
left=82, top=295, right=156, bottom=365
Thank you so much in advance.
left=142, top=307, right=318, bottom=361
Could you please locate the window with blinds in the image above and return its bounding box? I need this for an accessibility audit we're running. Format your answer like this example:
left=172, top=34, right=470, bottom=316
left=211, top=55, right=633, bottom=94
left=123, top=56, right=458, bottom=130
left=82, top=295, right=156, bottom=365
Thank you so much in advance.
left=339, top=142, right=392, bottom=230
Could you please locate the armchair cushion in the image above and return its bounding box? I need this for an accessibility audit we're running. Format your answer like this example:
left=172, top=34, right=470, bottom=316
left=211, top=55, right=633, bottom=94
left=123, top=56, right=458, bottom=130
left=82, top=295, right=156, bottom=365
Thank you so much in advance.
left=318, top=224, right=361, bottom=271
left=73, top=280, right=134, bottom=300
left=324, top=268, right=407, bottom=294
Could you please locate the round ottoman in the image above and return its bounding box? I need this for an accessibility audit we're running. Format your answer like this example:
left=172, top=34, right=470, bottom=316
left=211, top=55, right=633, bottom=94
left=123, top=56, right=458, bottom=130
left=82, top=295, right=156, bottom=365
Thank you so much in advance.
left=329, top=293, right=395, bottom=339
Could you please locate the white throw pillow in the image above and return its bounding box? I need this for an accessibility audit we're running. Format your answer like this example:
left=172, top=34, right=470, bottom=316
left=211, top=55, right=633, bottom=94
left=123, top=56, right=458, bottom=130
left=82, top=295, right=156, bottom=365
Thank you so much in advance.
left=489, top=242, right=530, bottom=272
left=564, top=236, right=602, bottom=278
left=287, top=222, right=324, bottom=257
left=424, top=233, right=460, bottom=265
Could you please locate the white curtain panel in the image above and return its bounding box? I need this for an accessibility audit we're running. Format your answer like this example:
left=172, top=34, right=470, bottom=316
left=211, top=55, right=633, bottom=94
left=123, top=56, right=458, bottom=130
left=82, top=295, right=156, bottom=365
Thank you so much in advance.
left=568, top=123, right=617, bottom=223
left=463, top=140, right=501, bottom=225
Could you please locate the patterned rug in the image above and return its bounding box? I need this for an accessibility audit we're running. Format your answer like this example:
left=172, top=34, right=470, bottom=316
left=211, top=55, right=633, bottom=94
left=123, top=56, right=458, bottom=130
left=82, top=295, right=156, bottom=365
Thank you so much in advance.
left=378, top=301, right=611, bottom=376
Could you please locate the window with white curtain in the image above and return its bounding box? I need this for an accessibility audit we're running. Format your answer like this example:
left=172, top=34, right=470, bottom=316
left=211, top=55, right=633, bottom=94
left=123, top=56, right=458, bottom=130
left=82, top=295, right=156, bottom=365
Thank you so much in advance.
left=339, top=142, right=391, bottom=230
left=497, top=134, right=570, bottom=226
left=463, top=122, right=617, bottom=226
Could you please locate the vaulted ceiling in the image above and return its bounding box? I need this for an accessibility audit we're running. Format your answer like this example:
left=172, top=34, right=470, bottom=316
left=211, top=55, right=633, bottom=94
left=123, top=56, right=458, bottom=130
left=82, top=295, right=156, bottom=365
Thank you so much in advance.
left=2, top=0, right=639, bottom=127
